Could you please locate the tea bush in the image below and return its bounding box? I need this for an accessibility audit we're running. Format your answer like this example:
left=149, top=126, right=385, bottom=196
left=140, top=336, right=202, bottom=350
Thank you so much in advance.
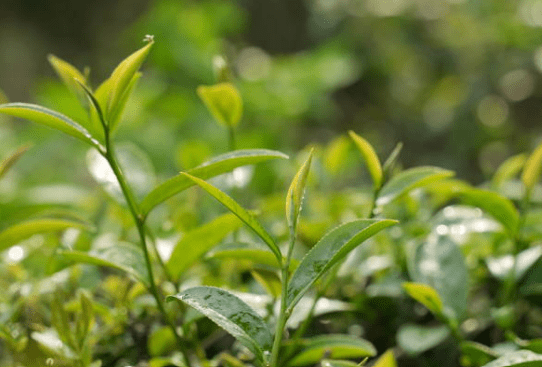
left=1, top=39, right=542, bottom=367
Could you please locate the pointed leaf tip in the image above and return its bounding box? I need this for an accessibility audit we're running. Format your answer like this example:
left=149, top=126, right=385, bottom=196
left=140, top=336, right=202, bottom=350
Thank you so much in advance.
left=286, top=149, right=313, bottom=232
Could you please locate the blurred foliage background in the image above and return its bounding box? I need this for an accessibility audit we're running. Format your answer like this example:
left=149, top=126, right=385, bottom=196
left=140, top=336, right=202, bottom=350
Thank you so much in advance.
left=2, top=0, right=542, bottom=185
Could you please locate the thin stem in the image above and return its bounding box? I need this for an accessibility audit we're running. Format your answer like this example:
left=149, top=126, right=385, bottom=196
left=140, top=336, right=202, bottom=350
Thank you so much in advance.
left=270, top=233, right=296, bottom=367
left=102, top=131, right=193, bottom=367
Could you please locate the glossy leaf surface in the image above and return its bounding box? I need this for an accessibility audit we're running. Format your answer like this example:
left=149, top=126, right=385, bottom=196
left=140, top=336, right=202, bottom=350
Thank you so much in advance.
left=168, top=286, right=272, bottom=363
left=481, top=350, right=542, bottom=367
left=396, top=324, right=450, bottom=355
left=0, top=103, right=101, bottom=149
left=287, top=219, right=397, bottom=309
left=376, top=166, right=454, bottom=206
left=140, top=149, right=288, bottom=217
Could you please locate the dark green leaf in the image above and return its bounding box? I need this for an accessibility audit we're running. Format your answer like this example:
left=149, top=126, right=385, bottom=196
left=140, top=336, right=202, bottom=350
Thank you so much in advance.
left=376, top=166, right=454, bottom=206
left=168, top=286, right=272, bottom=363
left=287, top=335, right=376, bottom=366
left=140, top=149, right=288, bottom=217
left=287, top=219, right=397, bottom=309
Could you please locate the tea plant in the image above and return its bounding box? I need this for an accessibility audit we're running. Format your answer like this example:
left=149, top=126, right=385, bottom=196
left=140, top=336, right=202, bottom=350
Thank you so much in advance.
left=2, top=37, right=542, bottom=367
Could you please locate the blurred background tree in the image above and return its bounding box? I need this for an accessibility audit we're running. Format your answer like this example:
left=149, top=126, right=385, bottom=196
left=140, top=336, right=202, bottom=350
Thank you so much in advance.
left=2, top=0, right=542, bottom=185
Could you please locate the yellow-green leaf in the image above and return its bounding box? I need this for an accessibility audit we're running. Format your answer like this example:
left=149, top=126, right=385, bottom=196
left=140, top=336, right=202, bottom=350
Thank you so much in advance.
left=522, top=142, right=542, bottom=193
left=47, top=54, right=87, bottom=104
left=492, top=154, right=526, bottom=188
left=372, top=350, right=397, bottom=367
left=349, top=131, right=382, bottom=190
left=402, top=282, right=444, bottom=317
left=197, top=83, right=243, bottom=128
left=107, top=41, right=153, bottom=117
left=286, top=149, right=313, bottom=231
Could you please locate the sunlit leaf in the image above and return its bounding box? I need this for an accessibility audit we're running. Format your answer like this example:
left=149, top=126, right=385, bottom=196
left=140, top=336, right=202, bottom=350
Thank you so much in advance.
left=492, top=154, right=526, bottom=188
left=287, top=219, right=397, bottom=309
left=349, top=131, right=382, bottom=190
left=197, top=83, right=243, bottom=128
left=286, top=149, right=313, bottom=232
left=376, top=166, right=454, bottom=206
left=59, top=243, right=149, bottom=287
left=181, top=173, right=282, bottom=263
left=287, top=335, right=376, bottom=366
left=522, top=143, right=542, bottom=193
left=372, top=350, right=397, bottom=367
left=320, top=360, right=360, bottom=367
left=207, top=243, right=299, bottom=270
left=382, top=142, right=403, bottom=181
left=402, top=283, right=444, bottom=317
left=141, top=149, right=288, bottom=217
left=109, top=72, right=141, bottom=132
left=168, top=286, right=272, bottom=363
left=0, top=144, right=31, bottom=180
left=396, top=324, right=450, bottom=355
left=457, top=188, right=519, bottom=235
left=106, top=41, right=153, bottom=118
left=166, top=213, right=242, bottom=280
left=0, top=218, right=90, bottom=252
left=0, top=103, right=102, bottom=150
left=47, top=54, right=88, bottom=106
left=481, top=350, right=542, bottom=367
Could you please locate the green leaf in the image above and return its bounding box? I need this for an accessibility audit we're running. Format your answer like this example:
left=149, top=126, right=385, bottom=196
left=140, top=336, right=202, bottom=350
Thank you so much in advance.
left=461, top=341, right=499, bottom=367
left=75, top=79, right=106, bottom=129
left=148, top=326, right=176, bottom=357
left=140, top=149, right=288, bottom=217
left=492, top=154, right=527, bottom=188
left=109, top=72, right=141, bottom=132
left=78, top=290, right=94, bottom=342
left=166, top=213, right=242, bottom=280
left=197, top=83, right=243, bottom=128
left=402, top=283, right=444, bottom=317
left=286, top=149, right=313, bottom=232
left=181, top=173, right=282, bottom=263
left=349, top=131, right=382, bottom=190
left=0, top=144, right=31, bottom=180
left=457, top=188, right=519, bottom=235
left=409, top=233, right=468, bottom=321
left=372, top=350, right=397, bottom=367
left=287, top=335, right=376, bottom=366
left=0, top=218, right=90, bottom=252
left=168, top=286, right=273, bottom=363
left=208, top=242, right=299, bottom=270
left=0, top=103, right=102, bottom=150
left=287, top=219, right=397, bottom=309
left=376, top=166, right=454, bottom=206
left=47, top=54, right=88, bottom=105
left=59, top=243, right=149, bottom=287
left=481, top=350, right=542, bottom=367
left=106, top=41, right=153, bottom=118
left=321, top=359, right=360, bottom=367
left=382, top=142, right=403, bottom=181
left=396, top=324, right=450, bottom=355
left=522, top=142, right=542, bottom=193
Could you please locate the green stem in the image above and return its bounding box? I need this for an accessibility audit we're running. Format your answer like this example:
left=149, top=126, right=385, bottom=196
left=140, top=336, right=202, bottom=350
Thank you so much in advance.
left=102, top=132, right=193, bottom=367
left=270, top=233, right=296, bottom=367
